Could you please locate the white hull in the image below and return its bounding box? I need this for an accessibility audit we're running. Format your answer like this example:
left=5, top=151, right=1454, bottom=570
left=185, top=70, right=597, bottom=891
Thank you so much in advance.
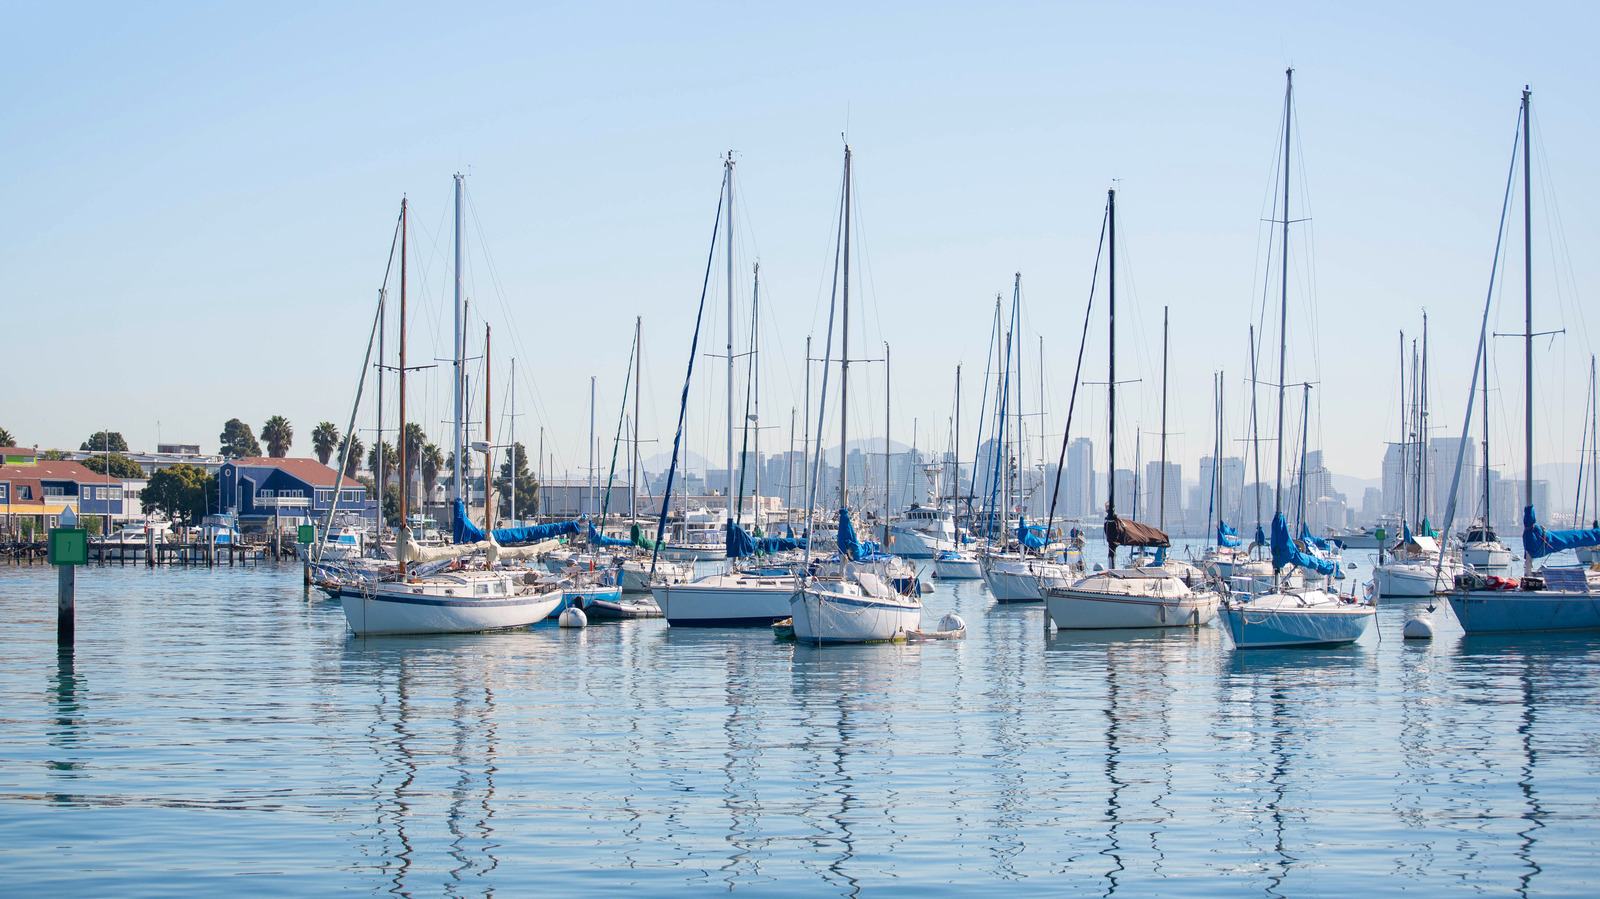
left=934, top=558, right=983, bottom=579
left=1375, top=560, right=1461, bottom=598
left=341, top=585, right=562, bottom=636
left=886, top=527, right=955, bottom=559
left=789, top=584, right=921, bottom=644
left=1221, top=592, right=1376, bottom=648
left=657, top=545, right=727, bottom=561
left=983, top=567, right=1042, bottom=601
left=1045, top=585, right=1218, bottom=629
left=652, top=573, right=800, bottom=627
left=619, top=560, right=691, bottom=594
left=1462, top=542, right=1513, bottom=574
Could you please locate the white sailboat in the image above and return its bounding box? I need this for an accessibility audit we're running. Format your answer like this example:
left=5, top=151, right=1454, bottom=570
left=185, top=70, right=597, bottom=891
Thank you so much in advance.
left=1218, top=70, right=1376, bottom=649
left=1444, top=88, right=1600, bottom=634
left=1044, top=192, right=1218, bottom=630
left=790, top=143, right=922, bottom=644
left=341, top=181, right=565, bottom=636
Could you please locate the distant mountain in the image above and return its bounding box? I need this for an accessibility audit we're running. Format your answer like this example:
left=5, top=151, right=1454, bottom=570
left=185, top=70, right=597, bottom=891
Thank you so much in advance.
left=1331, top=473, right=1382, bottom=500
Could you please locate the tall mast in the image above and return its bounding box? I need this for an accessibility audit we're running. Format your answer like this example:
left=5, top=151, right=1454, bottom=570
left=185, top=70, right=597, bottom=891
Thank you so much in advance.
left=1522, top=86, right=1533, bottom=577
left=452, top=172, right=466, bottom=506
left=511, top=358, right=517, bottom=524
left=802, top=334, right=811, bottom=521
left=1106, top=187, right=1117, bottom=569
left=954, top=364, right=961, bottom=513
left=1397, top=332, right=1408, bottom=527
left=1591, top=357, right=1598, bottom=526
left=376, top=287, right=386, bottom=524
left=484, top=324, right=493, bottom=535
left=589, top=376, right=596, bottom=518
left=752, top=262, right=761, bottom=526
left=633, top=316, right=642, bottom=521
left=1209, top=373, right=1220, bottom=538
left=1273, top=68, right=1292, bottom=524
left=1421, top=311, right=1430, bottom=523
left=1249, top=326, right=1261, bottom=539
left=1159, top=305, right=1169, bottom=531
left=1297, top=383, right=1311, bottom=529
left=838, top=144, right=852, bottom=510
left=398, top=198, right=409, bottom=578
left=884, top=341, right=892, bottom=544
left=725, top=152, right=736, bottom=515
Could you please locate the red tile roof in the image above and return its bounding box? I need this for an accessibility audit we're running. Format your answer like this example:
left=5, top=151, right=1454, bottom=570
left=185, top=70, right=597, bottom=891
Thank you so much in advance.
left=229, top=457, right=362, bottom=489
left=0, top=459, right=117, bottom=485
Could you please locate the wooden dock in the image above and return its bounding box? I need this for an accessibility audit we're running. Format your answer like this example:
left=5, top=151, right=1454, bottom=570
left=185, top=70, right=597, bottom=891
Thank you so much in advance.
left=3, top=536, right=298, bottom=568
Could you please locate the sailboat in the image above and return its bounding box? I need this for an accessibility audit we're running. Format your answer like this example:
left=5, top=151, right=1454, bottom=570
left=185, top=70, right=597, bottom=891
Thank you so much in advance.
left=789, top=143, right=923, bottom=644
left=1460, top=338, right=1514, bottom=574
left=651, top=155, right=808, bottom=628
left=1574, top=357, right=1600, bottom=565
left=1044, top=189, right=1219, bottom=630
left=1219, top=70, right=1376, bottom=649
left=340, top=181, right=570, bottom=637
left=1375, top=316, right=1465, bottom=597
left=1445, top=88, right=1600, bottom=634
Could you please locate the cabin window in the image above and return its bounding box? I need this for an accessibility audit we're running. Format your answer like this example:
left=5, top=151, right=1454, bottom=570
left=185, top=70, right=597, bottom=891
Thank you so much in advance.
left=475, top=583, right=489, bottom=596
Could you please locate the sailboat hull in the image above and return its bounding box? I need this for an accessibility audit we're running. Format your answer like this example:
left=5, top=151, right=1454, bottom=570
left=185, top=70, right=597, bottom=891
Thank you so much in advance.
left=1045, top=588, right=1218, bottom=629
left=340, top=589, right=562, bottom=636
left=1220, top=598, right=1375, bottom=649
left=789, top=586, right=920, bottom=644
left=1374, top=561, right=1461, bottom=598
left=653, top=578, right=798, bottom=627
left=1446, top=589, right=1600, bottom=633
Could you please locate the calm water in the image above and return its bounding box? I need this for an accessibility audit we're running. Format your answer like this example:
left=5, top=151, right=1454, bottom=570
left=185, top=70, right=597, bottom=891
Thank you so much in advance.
left=1, top=549, right=1598, bottom=896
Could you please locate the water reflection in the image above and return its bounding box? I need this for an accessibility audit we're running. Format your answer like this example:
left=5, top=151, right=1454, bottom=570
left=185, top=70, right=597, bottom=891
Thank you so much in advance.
left=48, top=645, right=87, bottom=791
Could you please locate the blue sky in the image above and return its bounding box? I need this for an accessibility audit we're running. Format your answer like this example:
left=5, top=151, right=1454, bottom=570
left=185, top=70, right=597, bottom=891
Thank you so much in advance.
left=3, top=2, right=1596, bottom=491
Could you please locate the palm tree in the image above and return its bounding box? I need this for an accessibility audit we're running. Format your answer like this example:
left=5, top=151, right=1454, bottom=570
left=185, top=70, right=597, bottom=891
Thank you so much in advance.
left=401, top=422, right=427, bottom=507
left=0, top=426, right=14, bottom=447
left=261, top=416, right=293, bottom=458
left=368, top=441, right=396, bottom=484
left=311, top=422, right=340, bottom=465
left=421, top=443, right=444, bottom=511
left=341, top=435, right=364, bottom=479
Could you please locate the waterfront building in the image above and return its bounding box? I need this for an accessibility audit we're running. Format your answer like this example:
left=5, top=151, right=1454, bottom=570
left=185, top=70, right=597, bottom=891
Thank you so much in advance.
left=217, top=458, right=374, bottom=534
left=0, top=449, right=132, bottom=535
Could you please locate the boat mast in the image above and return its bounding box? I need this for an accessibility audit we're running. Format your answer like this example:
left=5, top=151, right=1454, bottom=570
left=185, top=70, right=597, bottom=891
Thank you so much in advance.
left=398, top=198, right=409, bottom=579
left=954, top=364, right=961, bottom=516
left=1521, top=87, right=1533, bottom=578
left=725, top=152, right=736, bottom=519
left=1273, top=69, right=1292, bottom=533
left=1106, top=186, right=1117, bottom=570
left=1209, top=373, right=1220, bottom=540
left=1249, top=326, right=1261, bottom=545
left=452, top=173, right=465, bottom=510
left=1159, top=305, right=1169, bottom=531
left=838, top=144, right=852, bottom=511
left=1481, top=341, right=1489, bottom=530
left=589, top=376, right=596, bottom=518
left=484, top=324, right=493, bottom=536
left=802, top=334, right=811, bottom=524
left=376, top=288, right=386, bottom=527
left=633, top=316, right=642, bottom=522
left=884, top=341, right=891, bottom=544
left=1421, top=311, right=1430, bottom=525
left=1297, top=382, right=1311, bottom=529
left=752, top=262, right=761, bottom=527
left=511, top=358, right=518, bottom=524
left=1592, top=357, right=1598, bottom=526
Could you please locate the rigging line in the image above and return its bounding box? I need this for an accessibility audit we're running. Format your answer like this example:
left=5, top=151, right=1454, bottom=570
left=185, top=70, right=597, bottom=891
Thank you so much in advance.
left=801, top=154, right=849, bottom=565
left=599, top=330, right=638, bottom=527
left=1431, top=101, right=1523, bottom=604
left=650, top=184, right=724, bottom=574
left=963, top=299, right=1002, bottom=535
left=1046, top=201, right=1111, bottom=536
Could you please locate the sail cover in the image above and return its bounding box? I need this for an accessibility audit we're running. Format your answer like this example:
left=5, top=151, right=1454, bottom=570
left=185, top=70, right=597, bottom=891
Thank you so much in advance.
left=1217, top=520, right=1243, bottom=548
left=1105, top=514, right=1170, bottom=550
left=836, top=508, right=881, bottom=561
left=588, top=523, right=631, bottom=548
left=1299, top=522, right=1332, bottom=551
left=1523, top=505, right=1600, bottom=560
left=1271, top=512, right=1338, bottom=575
left=630, top=523, right=660, bottom=551
left=1016, top=516, right=1048, bottom=550
left=725, top=520, right=758, bottom=559
left=453, top=499, right=580, bottom=545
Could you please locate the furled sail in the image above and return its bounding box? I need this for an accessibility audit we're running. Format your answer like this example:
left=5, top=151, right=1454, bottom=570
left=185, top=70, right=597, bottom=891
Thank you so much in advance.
left=1016, top=516, right=1048, bottom=550
left=1299, top=522, right=1332, bottom=552
left=588, top=523, right=631, bottom=548
left=1104, top=514, right=1170, bottom=550
left=725, top=519, right=758, bottom=559
left=453, top=500, right=580, bottom=545
left=1522, top=505, right=1600, bottom=560
left=836, top=508, right=881, bottom=561
left=1271, top=512, right=1337, bottom=575
left=1217, top=520, right=1242, bottom=548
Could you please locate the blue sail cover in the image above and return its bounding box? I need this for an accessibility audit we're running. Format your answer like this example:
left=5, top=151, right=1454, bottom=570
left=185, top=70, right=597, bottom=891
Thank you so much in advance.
left=1254, top=524, right=1267, bottom=547
left=1299, top=522, right=1332, bottom=551
left=1016, top=516, right=1048, bottom=550
left=1401, top=520, right=1413, bottom=545
left=1271, top=512, right=1338, bottom=576
left=836, top=508, right=881, bottom=561
left=757, top=534, right=804, bottom=553
left=588, top=524, right=631, bottom=548
left=725, top=520, right=758, bottom=559
left=1523, top=505, right=1600, bottom=560
left=452, top=499, right=580, bottom=545
left=1217, top=520, right=1243, bottom=548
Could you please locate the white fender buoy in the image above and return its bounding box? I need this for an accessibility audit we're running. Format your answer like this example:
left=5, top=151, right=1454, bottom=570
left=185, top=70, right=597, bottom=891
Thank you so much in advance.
left=1402, top=616, right=1434, bottom=640
left=559, top=606, right=588, bottom=628
left=938, top=613, right=966, bottom=633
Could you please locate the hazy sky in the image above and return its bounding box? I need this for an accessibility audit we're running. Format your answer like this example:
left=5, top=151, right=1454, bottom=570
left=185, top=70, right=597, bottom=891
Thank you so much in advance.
left=4, top=2, right=1596, bottom=492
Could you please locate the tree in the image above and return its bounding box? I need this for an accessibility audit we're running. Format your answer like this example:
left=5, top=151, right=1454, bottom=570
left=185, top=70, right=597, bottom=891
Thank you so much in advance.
left=341, top=434, right=364, bottom=479
left=142, top=463, right=215, bottom=527
left=80, top=431, right=129, bottom=453
left=261, top=415, right=293, bottom=458
left=0, top=426, right=15, bottom=447
left=497, top=442, right=539, bottom=520
left=421, top=443, right=444, bottom=508
left=382, top=483, right=402, bottom=527
left=368, top=441, right=396, bottom=484
left=38, top=448, right=69, bottom=461
left=82, top=453, right=147, bottom=479
left=400, top=422, right=426, bottom=504
left=219, top=419, right=262, bottom=458
left=311, top=422, right=340, bottom=465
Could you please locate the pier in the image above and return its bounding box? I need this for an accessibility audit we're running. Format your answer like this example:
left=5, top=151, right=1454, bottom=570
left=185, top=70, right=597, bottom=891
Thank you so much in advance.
left=2, top=536, right=293, bottom=567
